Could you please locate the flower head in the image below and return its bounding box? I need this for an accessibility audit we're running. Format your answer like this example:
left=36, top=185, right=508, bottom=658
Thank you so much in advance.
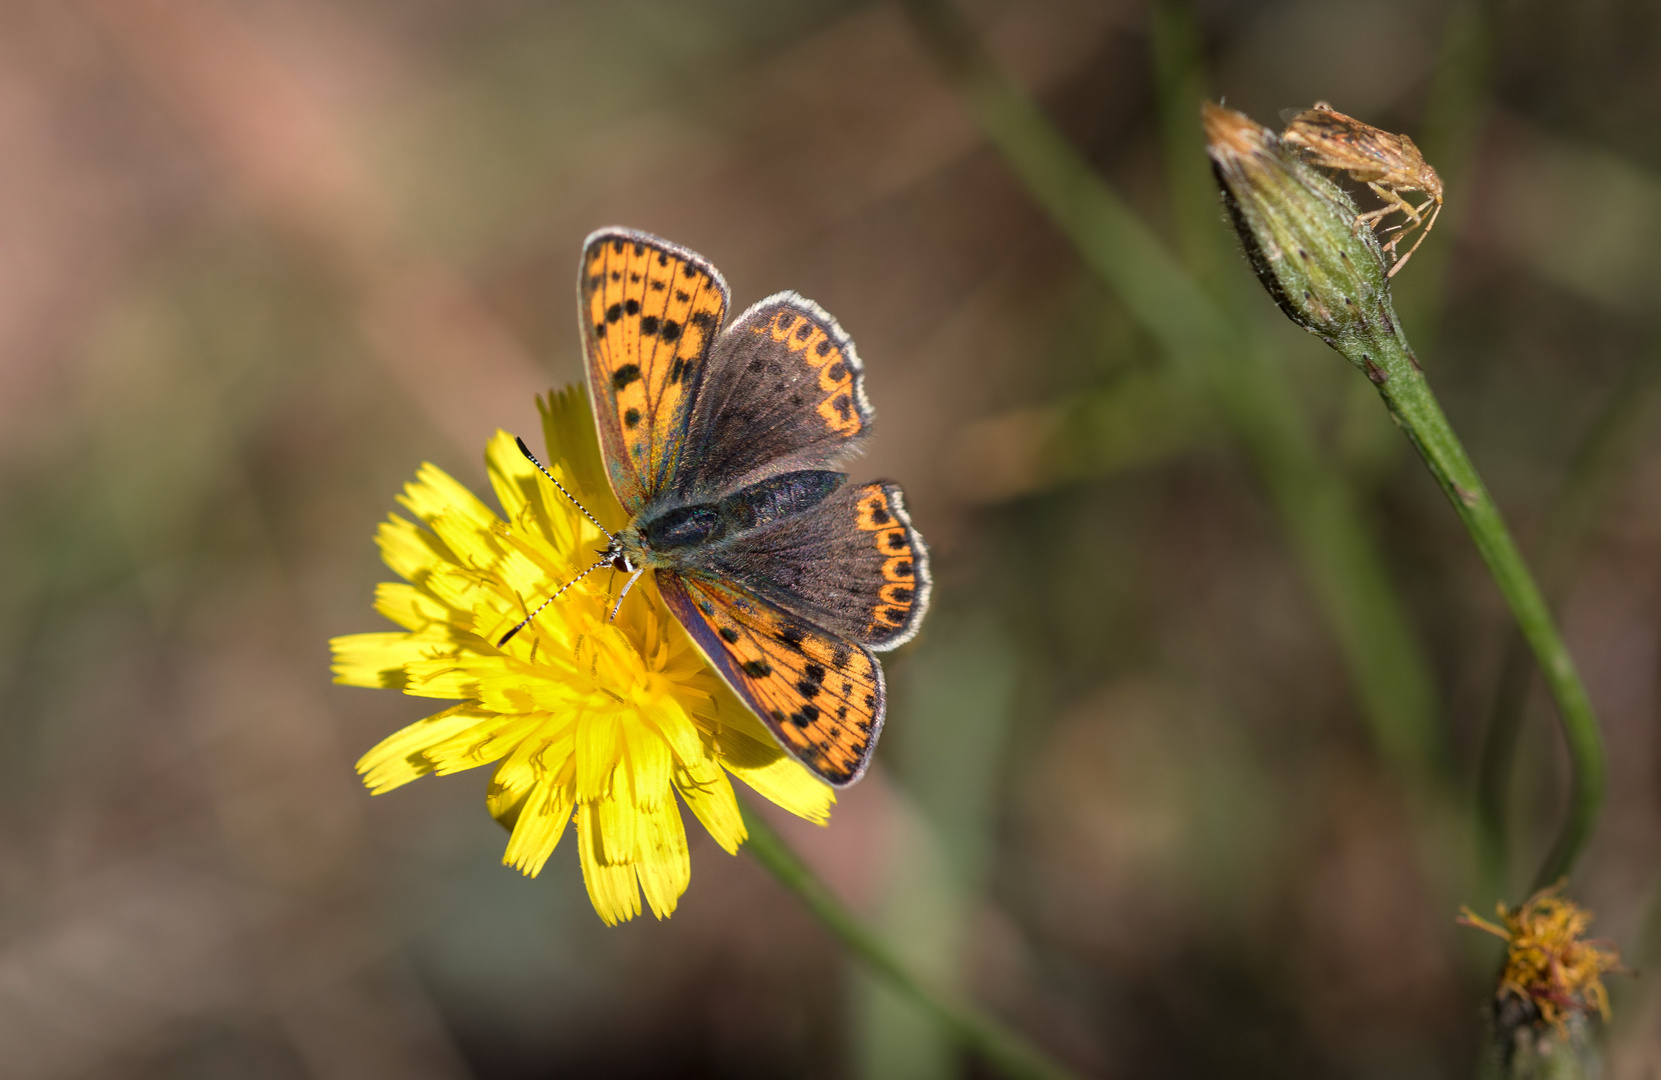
left=1459, top=884, right=1626, bottom=1035
left=331, top=387, right=835, bottom=924
left=1203, top=101, right=1401, bottom=372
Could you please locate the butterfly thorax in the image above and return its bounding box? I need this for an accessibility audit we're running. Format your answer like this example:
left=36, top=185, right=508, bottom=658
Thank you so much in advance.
left=615, top=469, right=849, bottom=570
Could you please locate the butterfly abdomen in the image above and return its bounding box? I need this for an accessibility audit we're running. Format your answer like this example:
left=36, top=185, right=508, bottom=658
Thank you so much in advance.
left=716, top=470, right=845, bottom=532
left=635, top=470, right=849, bottom=560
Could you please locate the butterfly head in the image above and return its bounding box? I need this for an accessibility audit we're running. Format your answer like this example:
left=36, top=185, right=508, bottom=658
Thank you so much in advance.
left=604, top=539, right=637, bottom=575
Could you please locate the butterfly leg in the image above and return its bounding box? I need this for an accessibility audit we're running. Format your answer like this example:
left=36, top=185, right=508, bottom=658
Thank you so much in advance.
left=609, top=567, right=646, bottom=622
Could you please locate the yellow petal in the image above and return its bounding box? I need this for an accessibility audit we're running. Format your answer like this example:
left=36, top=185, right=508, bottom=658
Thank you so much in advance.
left=373, top=582, right=454, bottom=631
left=640, top=694, right=709, bottom=771
left=636, top=799, right=691, bottom=919
left=687, top=666, right=835, bottom=825
left=537, top=387, right=624, bottom=522
left=485, top=429, right=538, bottom=523
left=619, top=708, right=674, bottom=810
left=689, top=677, right=780, bottom=747
left=425, top=507, right=510, bottom=577
left=573, top=707, right=620, bottom=802
left=595, top=791, right=641, bottom=869
left=330, top=631, right=418, bottom=689
left=486, top=428, right=594, bottom=559
left=423, top=711, right=547, bottom=775
left=374, top=514, right=454, bottom=585
left=402, top=654, right=487, bottom=699
left=486, top=718, right=574, bottom=823
left=503, top=778, right=575, bottom=877
left=398, top=462, right=499, bottom=533
left=674, top=765, right=746, bottom=854
left=725, top=753, right=836, bottom=825
left=356, top=704, right=500, bottom=793
left=577, top=802, right=640, bottom=925
left=476, top=662, right=585, bottom=714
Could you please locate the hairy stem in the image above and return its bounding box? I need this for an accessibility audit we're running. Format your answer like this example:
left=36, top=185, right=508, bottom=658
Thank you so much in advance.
left=1345, top=334, right=1607, bottom=889
left=1477, top=331, right=1661, bottom=891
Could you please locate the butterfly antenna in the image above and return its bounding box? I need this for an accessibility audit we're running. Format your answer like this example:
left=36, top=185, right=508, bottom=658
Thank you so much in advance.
left=497, top=556, right=610, bottom=646
left=514, top=436, right=613, bottom=541
left=609, top=567, right=645, bottom=622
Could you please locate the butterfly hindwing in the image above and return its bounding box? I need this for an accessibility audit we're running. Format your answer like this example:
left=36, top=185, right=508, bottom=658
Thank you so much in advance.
left=580, top=228, right=729, bottom=511
left=691, top=480, right=930, bottom=650
left=657, top=570, right=883, bottom=786
left=676, top=292, right=874, bottom=500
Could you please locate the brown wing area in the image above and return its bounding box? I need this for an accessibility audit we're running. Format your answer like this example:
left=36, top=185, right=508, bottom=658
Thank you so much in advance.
left=657, top=570, right=884, bottom=787
left=1281, top=105, right=1412, bottom=183
left=677, top=292, right=874, bottom=499
left=751, top=300, right=866, bottom=441
left=580, top=229, right=729, bottom=510
left=699, top=480, right=930, bottom=650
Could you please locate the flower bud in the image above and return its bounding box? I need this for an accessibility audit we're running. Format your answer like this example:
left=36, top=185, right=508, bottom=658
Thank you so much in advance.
left=1202, top=102, right=1402, bottom=381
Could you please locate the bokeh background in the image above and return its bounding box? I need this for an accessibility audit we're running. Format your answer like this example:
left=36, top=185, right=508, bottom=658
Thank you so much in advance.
left=2, top=0, right=1659, bottom=1075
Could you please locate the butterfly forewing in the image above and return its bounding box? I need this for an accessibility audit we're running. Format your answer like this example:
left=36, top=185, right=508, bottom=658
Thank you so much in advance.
left=676, top=293, right=874, bottom=501
left=581, top=229, right=729, bottom=511
left=657, top=572, right=884, bottom=786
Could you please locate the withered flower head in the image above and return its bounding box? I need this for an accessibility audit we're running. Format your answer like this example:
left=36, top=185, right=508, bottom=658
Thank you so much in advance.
left=1459, top=884, right=1626, bottom=1036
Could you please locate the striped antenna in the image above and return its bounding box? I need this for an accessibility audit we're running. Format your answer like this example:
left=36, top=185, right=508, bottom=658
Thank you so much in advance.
left=513, top=437, right=613, bottom=540
left=497, top=556, right=611, bottom=646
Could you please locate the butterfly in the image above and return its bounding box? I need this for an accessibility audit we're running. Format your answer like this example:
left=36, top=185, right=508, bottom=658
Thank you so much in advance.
left=505, top=228, right=930, bottom=786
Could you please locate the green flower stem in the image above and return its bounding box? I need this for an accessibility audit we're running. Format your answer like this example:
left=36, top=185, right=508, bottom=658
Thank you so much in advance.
left=900, top=0, right=1447, bottom=789
left=739, top=802, right=1082, bottom=1080
left=1346, top=334, right=1607, bottom=890
left=1477, top=331, right=1661, bottom=891
left=1204, top=101, right=1606, bottom=892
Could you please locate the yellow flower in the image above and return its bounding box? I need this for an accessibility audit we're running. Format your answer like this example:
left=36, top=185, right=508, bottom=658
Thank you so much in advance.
left=331, top=387, right=835, bottom=924
left=1459, top=883, right=1625, bottom=1034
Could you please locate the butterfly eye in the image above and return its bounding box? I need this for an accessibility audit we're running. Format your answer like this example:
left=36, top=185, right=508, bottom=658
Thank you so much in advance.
left=612, top=553, right=637, bottom=573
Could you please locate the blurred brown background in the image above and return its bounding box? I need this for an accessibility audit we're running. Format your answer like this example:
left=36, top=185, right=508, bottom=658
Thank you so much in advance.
left=1, top=0, right=1660, bottom=1076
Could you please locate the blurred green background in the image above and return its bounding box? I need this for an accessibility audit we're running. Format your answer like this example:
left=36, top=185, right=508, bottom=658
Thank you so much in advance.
left=1, top=0, right=1659, bottom=1075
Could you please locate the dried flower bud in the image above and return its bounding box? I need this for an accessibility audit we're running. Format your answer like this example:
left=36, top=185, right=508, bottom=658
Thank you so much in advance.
left=1202, top=102, right=1402, bottom=381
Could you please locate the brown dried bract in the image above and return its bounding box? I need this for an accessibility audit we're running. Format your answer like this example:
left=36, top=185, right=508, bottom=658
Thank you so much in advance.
left=1281, top=102, right=1443, bottom=277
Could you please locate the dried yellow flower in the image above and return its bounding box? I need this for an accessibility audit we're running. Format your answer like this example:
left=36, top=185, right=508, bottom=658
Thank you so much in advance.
left=1459, top=884, right=1625, bottom=1034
